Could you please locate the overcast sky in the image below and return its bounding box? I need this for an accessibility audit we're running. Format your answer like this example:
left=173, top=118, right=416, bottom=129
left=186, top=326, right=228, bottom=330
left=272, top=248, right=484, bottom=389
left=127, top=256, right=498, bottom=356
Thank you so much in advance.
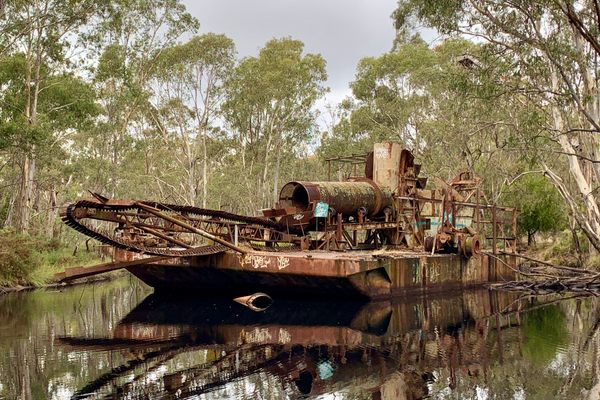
left=182, top=0, right=401, bottom=108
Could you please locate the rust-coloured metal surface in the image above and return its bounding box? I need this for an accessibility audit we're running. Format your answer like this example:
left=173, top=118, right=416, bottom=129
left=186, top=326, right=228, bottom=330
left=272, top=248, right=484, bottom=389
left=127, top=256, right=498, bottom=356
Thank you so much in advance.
left=277, top=179, right=392, bottom=216
left=59, top=141, right=520, bottom=294
left=122, top=248, right=517, bottom=299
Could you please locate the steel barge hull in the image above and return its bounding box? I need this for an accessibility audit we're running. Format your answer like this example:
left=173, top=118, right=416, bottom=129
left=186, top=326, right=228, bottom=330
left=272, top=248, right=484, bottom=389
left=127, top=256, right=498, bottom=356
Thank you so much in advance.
left=121, top=249, right=516, bottom=299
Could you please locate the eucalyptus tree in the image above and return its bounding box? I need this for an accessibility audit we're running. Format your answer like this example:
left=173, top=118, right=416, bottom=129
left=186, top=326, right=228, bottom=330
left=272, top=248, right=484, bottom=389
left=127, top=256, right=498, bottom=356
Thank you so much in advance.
left=0, top=0, right=104, bottom=233
left=222, top=38, right=327, bottom=209
left=322, top=37, right=545, bottom=200
left=79, top=0, right=198, bottom=199
left=394, top=0, right=600, bottom=250
left=149, top=34, right=235, bottom=207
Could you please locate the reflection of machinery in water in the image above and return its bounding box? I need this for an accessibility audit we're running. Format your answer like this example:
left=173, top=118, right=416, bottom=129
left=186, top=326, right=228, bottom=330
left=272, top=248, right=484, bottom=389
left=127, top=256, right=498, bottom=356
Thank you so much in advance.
left=59, top=289, right=549, bottom=399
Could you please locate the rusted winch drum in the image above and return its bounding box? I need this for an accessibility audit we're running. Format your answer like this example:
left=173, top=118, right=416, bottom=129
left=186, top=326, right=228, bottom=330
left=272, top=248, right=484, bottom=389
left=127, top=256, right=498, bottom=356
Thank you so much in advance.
left=278, top=179, right=393, bottom=217
left=424, top=233, right=480, bottom=257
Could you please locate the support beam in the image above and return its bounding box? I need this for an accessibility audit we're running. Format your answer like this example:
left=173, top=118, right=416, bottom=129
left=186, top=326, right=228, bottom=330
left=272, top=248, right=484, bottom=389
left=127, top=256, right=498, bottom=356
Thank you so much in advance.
left=54, top=256, right=169, bottom=283
left=136, top=202, right=248, bottom=254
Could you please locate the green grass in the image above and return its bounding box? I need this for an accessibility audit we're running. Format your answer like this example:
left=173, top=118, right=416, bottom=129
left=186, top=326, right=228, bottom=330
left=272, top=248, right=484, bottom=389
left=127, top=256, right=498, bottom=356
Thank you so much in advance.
left=0, top=230, right=101, bottom=288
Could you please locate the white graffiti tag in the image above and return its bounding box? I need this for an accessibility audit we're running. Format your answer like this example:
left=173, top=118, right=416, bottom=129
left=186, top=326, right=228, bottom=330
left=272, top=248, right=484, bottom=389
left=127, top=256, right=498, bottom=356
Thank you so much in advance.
left=277, top=256, right=290, bottom=270
left=239, top=255, right=271, bottom=269
left=375, top=147, right=390, bottom=159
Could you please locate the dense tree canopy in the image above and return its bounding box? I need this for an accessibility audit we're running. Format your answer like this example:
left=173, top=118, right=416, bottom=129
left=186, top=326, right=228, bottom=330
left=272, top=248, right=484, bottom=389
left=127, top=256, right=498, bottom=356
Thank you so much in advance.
left=0, top=0, right=592, bottom=259
left=392, top=0, right=600, bottom=250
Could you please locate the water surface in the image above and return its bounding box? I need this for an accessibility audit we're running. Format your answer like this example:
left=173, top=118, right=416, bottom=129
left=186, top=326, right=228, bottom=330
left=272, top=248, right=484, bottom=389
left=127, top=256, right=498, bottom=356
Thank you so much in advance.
left=1, top=277, right=599, bottom=399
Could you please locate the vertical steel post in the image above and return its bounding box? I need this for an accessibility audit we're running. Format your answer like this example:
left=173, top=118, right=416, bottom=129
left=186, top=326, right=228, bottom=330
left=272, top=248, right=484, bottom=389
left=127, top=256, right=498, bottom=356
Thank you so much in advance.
left=512, top=208, right=517, bottom=253
left=476, top=187, right=480, bottom=235
left=492, top=204, right=497, bottom=272
left=336, top=213, right=343, bottom=241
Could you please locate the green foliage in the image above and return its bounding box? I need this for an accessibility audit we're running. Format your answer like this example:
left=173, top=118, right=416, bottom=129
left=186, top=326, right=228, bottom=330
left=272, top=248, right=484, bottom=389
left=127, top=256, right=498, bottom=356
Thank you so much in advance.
left=0, top=232, right=41, bottom=285
left=322, top=36, right=546, bottom=192
left=503, top=174, right=567, bottom=242
left=223, top=38, right=327, bottom=148
left=0, top=230, right=99, bottom=287
left=222, top=38, right=327, bottom=209
left=393, top=0, right=600, bottom=253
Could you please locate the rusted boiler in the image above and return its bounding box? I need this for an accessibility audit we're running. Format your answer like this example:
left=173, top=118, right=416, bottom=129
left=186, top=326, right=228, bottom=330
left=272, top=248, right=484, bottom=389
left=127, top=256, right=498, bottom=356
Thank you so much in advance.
left=277, top=180, right=393, bottom=218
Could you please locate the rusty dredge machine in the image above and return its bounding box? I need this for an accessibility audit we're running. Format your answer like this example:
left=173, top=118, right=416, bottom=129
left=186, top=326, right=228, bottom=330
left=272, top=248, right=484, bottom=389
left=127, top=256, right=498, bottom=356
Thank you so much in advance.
left=58, top=142, right=518, bottom=298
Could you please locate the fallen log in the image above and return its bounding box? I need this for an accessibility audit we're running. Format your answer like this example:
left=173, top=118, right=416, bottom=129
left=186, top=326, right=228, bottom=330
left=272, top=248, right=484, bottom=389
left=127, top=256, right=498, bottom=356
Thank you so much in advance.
left=485, top=251, right=600, bottom=294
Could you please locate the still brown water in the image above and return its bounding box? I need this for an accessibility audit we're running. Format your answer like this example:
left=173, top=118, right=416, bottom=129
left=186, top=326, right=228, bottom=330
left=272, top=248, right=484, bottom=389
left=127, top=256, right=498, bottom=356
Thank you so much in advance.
left=0, top=277, right=599, bottom=399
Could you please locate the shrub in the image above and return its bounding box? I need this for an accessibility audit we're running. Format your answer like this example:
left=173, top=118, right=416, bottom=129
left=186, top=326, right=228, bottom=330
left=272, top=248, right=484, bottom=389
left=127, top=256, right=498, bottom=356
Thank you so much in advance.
left=503, top=174, right=567, bottom=245
left=0, top=231, right=41, bottom=285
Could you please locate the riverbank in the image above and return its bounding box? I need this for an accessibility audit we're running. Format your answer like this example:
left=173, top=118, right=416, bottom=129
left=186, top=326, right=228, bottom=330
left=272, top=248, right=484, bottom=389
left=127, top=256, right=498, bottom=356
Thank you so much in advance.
left=0, top=270, right=129, bottom=295
left=0, top=230, right=103, bottom=291
left=524, top=230, right=600, bottom=270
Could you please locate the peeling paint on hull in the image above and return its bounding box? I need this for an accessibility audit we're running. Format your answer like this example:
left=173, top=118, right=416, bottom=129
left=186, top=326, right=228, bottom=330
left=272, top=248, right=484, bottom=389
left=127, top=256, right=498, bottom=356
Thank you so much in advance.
left=125, top=250, right=517, bottom=299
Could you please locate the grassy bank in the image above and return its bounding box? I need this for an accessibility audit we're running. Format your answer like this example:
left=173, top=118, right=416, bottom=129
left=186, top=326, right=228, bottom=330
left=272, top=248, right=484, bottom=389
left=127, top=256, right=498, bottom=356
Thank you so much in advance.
left=0, top=230, right=101, bottom=288
left=522, top=230, right=600, bottom=270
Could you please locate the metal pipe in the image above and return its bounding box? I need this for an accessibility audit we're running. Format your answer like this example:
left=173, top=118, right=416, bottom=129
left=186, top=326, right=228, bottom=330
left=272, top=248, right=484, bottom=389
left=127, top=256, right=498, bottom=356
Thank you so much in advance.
left=395, top=196, right=516, bottom=211
left=278, top=179, right=392, bottom=216
left=132, top=223, right=193, bottom=249
left=233, top=292, right=273, bottom=312
left=135, top=202, right=248, bottom=254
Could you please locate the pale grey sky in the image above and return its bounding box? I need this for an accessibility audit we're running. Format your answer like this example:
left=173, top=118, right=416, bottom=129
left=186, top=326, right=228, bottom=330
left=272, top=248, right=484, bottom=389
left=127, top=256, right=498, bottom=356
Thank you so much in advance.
left=182, top=0, right=401, bottom=106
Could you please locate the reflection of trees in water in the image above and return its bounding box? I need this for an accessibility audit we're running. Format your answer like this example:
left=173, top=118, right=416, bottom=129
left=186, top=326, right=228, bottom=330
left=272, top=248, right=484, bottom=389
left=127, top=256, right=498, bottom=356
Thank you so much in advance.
left=58, top=292, right=582, bottom=399
left=429, top=295, right=600, bottom=399
left=523, top=304, right=568, bottom=365
left=4, top=285, right=600, bottom=399
left=0, top=279, right=149, bottom=399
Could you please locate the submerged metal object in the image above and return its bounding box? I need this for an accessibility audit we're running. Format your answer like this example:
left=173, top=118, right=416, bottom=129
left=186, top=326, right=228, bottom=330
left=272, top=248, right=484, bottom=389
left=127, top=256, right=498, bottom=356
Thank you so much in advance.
left=233, top=292, right=273, bottom=311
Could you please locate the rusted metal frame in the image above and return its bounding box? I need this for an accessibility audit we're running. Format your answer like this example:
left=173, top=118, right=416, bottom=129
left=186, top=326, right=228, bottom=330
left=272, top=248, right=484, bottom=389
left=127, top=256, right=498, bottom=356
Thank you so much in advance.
left=92, top=212, right=191, bottom=249
left=197, top=222, right=289, bottom=245
left=316, top=231, right=334, bottom=250
left=395, top=196, right=403, bottom=246
left=512, top=209, right=518, bottom=253
left=325, top=153, right=368, bottom=181
left=135, top=202, right=248, bottom=254
left=342, top=230, right=355, bottom=249
left=325, top=222, right=399, bottom=231
left=476, top=187, right=481, bottom=235
left=336, top=213, right=343, bottom=243
left=451, top=198, right=456, bottom=227
left=364, top=230, right=374, bottom=245
left=54, top=256, right=169, bottom=282
left=81, top=211, right=134, bottom=225
left=324, top=154, right=368, bottom=163
left=491, top=204, right=497, bottom=270
left=87, top=213, right=184, bottom=238
left=411, top=195, right=423, bottom=246
left=132, top=223, right=193, bottom=249
left=395, top=196, right=515, bottom=211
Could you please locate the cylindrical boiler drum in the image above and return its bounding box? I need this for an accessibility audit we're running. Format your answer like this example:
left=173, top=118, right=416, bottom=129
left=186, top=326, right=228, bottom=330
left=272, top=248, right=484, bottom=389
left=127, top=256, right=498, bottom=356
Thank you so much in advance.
left=278, top=180, right=392, bottom=217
